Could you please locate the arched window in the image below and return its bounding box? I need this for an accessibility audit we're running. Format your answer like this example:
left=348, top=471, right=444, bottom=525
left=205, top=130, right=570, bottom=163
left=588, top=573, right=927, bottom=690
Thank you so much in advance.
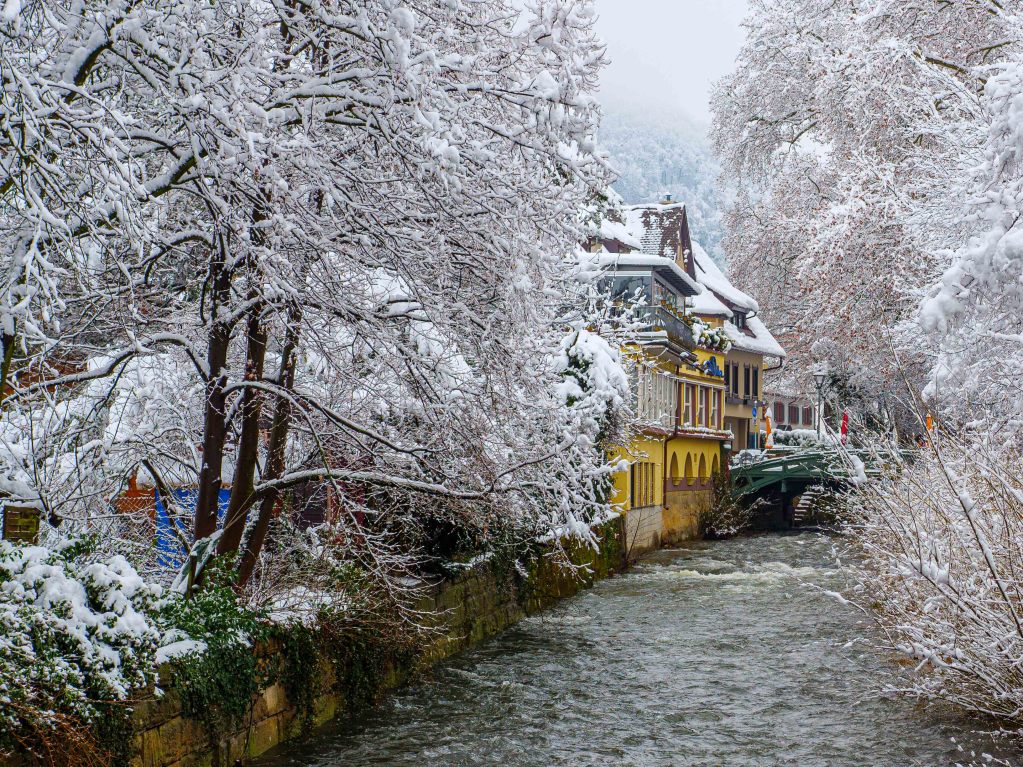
left=669, top=453, right=680, bottom=482
left=712, top=455, right=720, bottom=477
left=684, top=454, right=694, bottom=484
left=698, top=454, right=707, bottom=481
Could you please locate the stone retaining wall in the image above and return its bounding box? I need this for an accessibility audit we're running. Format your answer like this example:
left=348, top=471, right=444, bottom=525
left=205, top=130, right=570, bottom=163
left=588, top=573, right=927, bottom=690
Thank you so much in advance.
left=622, top=489, right=712, bottom=559
left=124, top=517, right=627, bottom=767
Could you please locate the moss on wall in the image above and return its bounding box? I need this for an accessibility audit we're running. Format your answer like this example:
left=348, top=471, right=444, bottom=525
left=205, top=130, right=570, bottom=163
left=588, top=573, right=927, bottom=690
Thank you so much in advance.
left=53, top=518, right=629, bottom=767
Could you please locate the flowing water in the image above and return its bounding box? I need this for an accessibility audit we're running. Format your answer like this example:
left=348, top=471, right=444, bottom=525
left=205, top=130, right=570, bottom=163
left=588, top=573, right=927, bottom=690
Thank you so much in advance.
left=260, top=534, right=1019, bottom=767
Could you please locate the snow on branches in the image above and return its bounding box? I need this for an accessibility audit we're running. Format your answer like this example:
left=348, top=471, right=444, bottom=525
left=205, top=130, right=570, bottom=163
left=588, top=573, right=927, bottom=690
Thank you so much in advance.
left=920, top=30, right=1023, bottom=439
left=0, top=0, right=620, bottom=602
left=712, top=0, right=1013, bottom=427
left=846, top=436, right=1023, bottom=726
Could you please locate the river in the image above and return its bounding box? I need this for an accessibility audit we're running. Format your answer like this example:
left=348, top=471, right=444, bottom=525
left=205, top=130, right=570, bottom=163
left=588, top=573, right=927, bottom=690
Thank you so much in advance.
left=260, top=533, right=1018, bottom=767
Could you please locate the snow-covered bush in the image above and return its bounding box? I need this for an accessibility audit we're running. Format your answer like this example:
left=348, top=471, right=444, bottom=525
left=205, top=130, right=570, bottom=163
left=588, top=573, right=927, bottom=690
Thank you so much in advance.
left=771, top=428, right=823, bottom=447
left=548, top=325, right=632, bottom=543
left=690, top=317, right=733, bottom=353
left=0, top=539, right=167, bottom=760
left=556, top=325, right=630, bottom=448
left=844, top=436, right=1023, bottom=727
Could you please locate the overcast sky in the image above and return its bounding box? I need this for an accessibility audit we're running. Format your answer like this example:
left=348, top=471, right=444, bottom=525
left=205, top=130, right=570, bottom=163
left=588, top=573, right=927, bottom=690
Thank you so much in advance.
left=593, top=0, right=749, bottom=124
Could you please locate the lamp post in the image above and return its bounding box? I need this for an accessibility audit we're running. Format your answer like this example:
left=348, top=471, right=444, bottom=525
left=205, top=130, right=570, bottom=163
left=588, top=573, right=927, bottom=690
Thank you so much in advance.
left=813, top=368, right=827, bottom=440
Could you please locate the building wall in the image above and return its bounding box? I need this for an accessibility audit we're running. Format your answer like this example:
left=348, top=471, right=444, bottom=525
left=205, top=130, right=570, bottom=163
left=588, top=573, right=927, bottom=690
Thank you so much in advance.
left=623, top=504, right=666, bottom=558
left=723, top=349, right=762, bottom=410
left=665, top=437, right=721, bottom=485
left=611, top=433, right=723, bottom=559
left=610, top=319, right=729, bottom=559
left=765, top=391, right=817, bottom=431
left=663, top=488, right=713, bottom=544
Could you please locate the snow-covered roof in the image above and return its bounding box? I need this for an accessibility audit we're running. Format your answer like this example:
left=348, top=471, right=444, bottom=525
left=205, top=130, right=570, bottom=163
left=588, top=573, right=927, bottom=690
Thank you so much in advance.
left=689, top=241, right=786, bottom=359
left=690, top=288, right=731, bottom=317
left=596, top=218, right=641, bottom=250
left=625, top=202, right=688, bottom=258
left=691, top=241, right=758, bottom=313
left=724, top=315, right=786, bottom=358
left=595, top=252, right=703, bottom=296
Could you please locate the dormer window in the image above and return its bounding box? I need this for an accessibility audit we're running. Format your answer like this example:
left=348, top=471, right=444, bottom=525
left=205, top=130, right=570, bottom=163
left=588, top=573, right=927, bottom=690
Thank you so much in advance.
left=733, top=311, right=747, bottom=330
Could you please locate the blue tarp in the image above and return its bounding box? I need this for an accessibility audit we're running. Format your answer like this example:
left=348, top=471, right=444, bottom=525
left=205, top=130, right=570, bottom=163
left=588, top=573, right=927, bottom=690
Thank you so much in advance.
left=155, top=488, right=230, bottom=569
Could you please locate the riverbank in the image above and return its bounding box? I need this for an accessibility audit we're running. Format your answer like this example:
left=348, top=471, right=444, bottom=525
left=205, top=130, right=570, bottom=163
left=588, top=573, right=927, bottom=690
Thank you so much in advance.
left=108, top=518, right=628, bottom=767
left=256, top=533, right=1019, bottom=767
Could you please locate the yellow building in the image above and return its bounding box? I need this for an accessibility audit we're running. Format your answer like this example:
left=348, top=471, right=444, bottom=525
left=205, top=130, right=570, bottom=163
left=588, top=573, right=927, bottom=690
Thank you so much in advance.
left=590, top=201, right=733, bottom=556
left=687, top=241, right=786, bottom=452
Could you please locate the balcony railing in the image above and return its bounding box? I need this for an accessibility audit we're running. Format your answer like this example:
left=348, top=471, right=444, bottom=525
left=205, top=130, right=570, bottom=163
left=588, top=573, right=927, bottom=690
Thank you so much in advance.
left=635, top=305, right=696, bottom=349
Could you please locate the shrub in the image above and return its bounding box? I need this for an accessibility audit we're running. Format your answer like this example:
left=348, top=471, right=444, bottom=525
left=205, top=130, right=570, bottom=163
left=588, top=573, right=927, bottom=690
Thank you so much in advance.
left=846, top=435, right=1023, bottom=729
left=701, top=469, right=754, bottom=539
left=0, top=540, right=164, bottom=764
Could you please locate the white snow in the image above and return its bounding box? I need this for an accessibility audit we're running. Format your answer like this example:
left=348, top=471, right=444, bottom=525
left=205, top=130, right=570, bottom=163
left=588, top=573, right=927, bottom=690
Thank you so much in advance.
left=155, top=638, right=207, bottom=664
left=596, top=218, right=641, bottom=250
left=690, top=288, right=731, bottom=317
left=690, top=241, right=758, bottom=313
left=723, top=314, right=786, bottom=359
left=1, top=0, right=20, bottom=22
left=688, top=241, right=785, bottom=359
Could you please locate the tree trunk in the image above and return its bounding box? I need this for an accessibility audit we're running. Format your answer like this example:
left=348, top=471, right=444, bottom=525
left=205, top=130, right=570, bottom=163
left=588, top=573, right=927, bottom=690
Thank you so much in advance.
left=236, top=311, right=300, bottom=587
left=193, top=250, right=233, bottom=541
left=0, top=330, right=15, bottom=404
left=217, top=298, right=267, bottom=556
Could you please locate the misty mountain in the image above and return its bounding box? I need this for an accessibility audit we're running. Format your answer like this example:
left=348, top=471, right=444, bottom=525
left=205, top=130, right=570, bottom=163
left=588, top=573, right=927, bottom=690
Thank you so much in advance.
left=599, top=105, right=726, bottom=263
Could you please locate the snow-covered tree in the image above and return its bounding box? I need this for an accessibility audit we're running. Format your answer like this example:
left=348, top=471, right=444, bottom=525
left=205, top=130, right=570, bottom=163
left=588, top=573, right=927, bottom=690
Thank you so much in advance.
left=0, top=0, right=625, bottom=598
left=712, top=0, right=1016, bottom=430
left=920, top=20, right=1023, bottom=440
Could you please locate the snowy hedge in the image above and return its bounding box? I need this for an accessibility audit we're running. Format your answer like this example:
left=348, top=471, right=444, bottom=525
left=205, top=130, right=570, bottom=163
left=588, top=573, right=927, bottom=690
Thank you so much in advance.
left=0, top=540, right=210, bottom=760
left=770, top=429, right=823, bottom=447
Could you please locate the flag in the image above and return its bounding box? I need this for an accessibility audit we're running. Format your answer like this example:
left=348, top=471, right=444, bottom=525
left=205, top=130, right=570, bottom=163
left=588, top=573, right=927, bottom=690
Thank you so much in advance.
left=840, top=410, right=849, bottom=444
left=765, top=411, right=774, bottom=449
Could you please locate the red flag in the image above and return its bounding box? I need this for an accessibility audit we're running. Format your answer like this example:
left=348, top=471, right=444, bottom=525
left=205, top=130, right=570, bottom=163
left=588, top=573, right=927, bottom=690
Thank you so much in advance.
left=840, top=410, right=849, bottom=444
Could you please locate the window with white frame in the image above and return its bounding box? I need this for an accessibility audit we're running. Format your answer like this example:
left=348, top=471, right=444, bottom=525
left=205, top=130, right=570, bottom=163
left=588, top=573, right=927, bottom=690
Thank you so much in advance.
left=636, top=367, right=678, bottom=428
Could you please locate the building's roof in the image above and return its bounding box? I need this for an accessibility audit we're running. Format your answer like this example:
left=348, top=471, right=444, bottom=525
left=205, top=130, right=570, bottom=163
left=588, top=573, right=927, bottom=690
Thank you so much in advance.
left=690, top=287, right=731, bottom=317
left=691, top=241, right=758, bottom=313
left=613, top=201, right=784, bottom=359
left=594, top=217, right=642, bottom=250
left=594, top=252, right=703, bottom=297
left=690, top=241, right=786, bottom=359
left=625, top=202, right=689, bottom=259
left=725, top=314, right=786, bottom=358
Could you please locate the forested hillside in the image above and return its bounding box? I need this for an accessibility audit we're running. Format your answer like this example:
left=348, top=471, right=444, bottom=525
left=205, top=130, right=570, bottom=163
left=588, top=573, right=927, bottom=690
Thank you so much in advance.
left=599, top=105, right=726, bottom=262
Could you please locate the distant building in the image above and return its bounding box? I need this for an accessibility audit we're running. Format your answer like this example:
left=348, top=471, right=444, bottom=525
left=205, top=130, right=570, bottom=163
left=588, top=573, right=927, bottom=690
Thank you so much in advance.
left=687, top=244, right=786, bottom=451
left=586, top=196, right=784, bottom=554
left=764, top=389, right=818, bottom=433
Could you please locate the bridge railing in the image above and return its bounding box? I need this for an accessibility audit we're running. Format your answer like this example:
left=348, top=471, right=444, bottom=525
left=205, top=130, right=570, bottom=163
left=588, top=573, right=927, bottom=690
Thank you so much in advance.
left=729, top=444, right=908, bottom=500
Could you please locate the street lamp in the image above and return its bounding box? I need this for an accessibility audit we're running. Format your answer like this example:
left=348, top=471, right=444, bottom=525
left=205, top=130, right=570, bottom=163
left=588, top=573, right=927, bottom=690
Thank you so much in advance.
left=812, top=368, right=828, bottom=439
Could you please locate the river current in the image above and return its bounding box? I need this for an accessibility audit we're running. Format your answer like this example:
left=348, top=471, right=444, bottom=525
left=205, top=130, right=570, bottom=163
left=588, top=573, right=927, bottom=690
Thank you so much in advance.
left=260, top=534, right=1018, bottom=767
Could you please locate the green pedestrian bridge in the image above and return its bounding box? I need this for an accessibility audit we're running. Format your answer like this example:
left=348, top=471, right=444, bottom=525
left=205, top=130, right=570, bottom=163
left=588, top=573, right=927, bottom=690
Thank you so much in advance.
left=729, top=446, right=899, bottom=528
